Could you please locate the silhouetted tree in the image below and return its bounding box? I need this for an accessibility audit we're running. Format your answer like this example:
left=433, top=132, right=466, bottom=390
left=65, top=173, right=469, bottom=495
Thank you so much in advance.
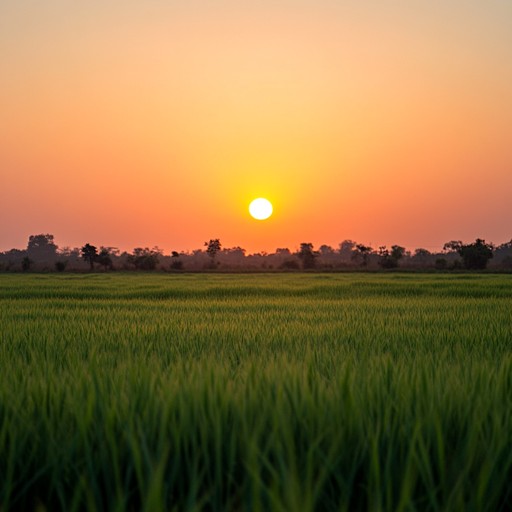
left=377, top=245, right=404, bottom=269
left=494, top=240, right=512, bottom=269
left=411, top=248, right=432, bottom=267
left=297, top=243, right=317, bottom=269
left=413, top=248, right=430, bottom=259
left=457, top=239, right=494, bottom=270
left=56, top=247, right=81, bottom=268
left=81, top=243, right=98, bottom=270
left=496, top=240, right=512, bottom=251
left=378, top=246, right=393, bottom=268
left=223, top=246, right=246, bottom=258
left=55, top=261, right=68, bottom=272
left=5, top=232, right=506, bottom=272
left=170, top=251, right=183, bottom=270
left=27, top=234, right=57, bottom=261
left=316, top=245, right=337, bottom=268
left=319, top=245, right=335, bottom=255
left=414, top=248, right=430, bottom=258
left=204, top=239, right=222, bottom=268
left=280, top=259, right=300, bottom=270
left=96, top=248, right=113, bottom=270
left=352, top=244, right=373, bottom=267
left=21, top=256, right=32, bottom=272
left=0, top=249, right=25, bottom=272
left=339, top=240, right=356, bottom=261
left=443, top=240, right=463, bottom=253
left=128, top=247, right=161, bottom=270
left=170, top=260, right=183, bottom=270
left=205, top=239, right=221, bottom=258
left=390, top=245, right=406, bottom=261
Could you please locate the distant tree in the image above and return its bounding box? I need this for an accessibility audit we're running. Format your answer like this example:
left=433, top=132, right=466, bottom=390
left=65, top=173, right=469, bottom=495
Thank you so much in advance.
left=99, top=246, right=120, bottom=258
left=275, top=248, right=291, bottom=256
left=413, top=248, right=431, bottom=259
left=0, top=249, right=25, bottom=272
left=55, top=247, right=80, bottom=268
left=457, top=239, right=494, bottom=270
left=495, top=240, right=512, bottom=268
left=81, top=243, right=98, bottom=270
left=280, top=259, right=300, bottom=270
left=128, top=247, right=161, bottom=270
left=170, top=260, right=183, bottom=270
left=352, top=244, right=373, bottom=267
left=378, top=246, right=394, bottom=269
left=411, top=248, right=432, bottom=267
left=58, top=246, right=80, bottom=258
left=377, top=245, right=405, bottom=269
left=204, top=239, right=222, bottom=267
left=170, top=251, right=183, bottom=270
left=497, top=240, right=512, bottom=251
left=317, top=245, right=336, bottom=269
left=297, top=243, right=317, bottom=269
left=21, top=256, right=32, bottom=272
left=443, top=240, right=463, bottom=254
left=339, top=240, right=356, bottom=261
left=218, top=246, right=245, bottom=268
left=390, top=245, right=406, bottom=261
left=223, top=246, right=246, bottom=258
left=319, top=245, right=335, bottom=255
left=96, top=247, right=114, bottom=270
left=27, top=234, right=57, bottom=261
left=248, top=251, right=268, bottom=260
left=55, top=261, right=68, bottom=272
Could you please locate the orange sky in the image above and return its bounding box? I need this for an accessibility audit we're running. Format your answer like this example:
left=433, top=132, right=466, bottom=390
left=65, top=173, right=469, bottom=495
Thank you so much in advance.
left=1, top=0, right=511, bottom=254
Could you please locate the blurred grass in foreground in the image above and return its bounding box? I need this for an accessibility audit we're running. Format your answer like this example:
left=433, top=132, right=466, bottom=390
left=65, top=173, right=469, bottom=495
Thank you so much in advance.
left=0, top=273, right=511, bottom=511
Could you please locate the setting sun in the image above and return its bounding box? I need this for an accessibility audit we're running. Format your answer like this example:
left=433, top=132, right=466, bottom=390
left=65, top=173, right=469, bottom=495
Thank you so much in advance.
left=249, top=198, right=273, bottom=220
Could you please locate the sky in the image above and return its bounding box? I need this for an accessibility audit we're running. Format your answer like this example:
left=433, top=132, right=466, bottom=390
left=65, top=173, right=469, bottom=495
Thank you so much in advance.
left=1, top=0, right=511, bottom=254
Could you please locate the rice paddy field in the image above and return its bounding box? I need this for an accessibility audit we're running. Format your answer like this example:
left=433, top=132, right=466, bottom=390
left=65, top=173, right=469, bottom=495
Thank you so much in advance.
left=0, top=273, right=511, bottom=511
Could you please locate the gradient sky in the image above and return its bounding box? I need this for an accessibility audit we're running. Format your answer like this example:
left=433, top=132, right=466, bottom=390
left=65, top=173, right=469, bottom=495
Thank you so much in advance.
left=1, top=0, right=511, bottom=254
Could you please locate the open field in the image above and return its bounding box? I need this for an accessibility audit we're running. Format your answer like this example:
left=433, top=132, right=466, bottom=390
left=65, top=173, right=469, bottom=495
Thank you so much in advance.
left=1, top=273, right=511, bottom=511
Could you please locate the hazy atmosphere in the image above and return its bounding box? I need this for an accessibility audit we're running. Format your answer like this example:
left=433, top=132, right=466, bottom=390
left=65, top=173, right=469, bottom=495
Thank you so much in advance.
left=2, top=3, right=512, bottom=510
left=1, top=0, right=511, bottom=253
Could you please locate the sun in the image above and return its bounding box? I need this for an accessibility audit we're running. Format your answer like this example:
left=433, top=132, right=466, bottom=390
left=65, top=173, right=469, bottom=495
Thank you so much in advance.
left=249, top=198, right=273, bottom=220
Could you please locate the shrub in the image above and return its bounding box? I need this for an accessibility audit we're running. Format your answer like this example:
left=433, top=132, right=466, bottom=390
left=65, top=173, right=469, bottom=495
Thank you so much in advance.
left=55, top=261, right=68, bottom=272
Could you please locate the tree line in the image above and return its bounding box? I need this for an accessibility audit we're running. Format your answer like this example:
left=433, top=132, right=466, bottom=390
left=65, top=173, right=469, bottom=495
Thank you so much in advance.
left=1, top=234, right=511, bottom=272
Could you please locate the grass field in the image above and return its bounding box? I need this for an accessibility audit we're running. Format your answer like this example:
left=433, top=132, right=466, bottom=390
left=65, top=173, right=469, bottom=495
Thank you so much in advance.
left=1, top=273, right=511, bottom=511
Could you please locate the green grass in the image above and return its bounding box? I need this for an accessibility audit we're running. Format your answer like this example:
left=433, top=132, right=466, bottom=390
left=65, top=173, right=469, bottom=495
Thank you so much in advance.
left=0, top=273, right=511, bottom=511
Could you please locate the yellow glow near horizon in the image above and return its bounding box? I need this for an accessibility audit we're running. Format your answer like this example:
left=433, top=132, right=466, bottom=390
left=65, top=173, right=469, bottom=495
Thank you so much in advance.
left=0, top=1, right=511, bottom=253
left=249, top=198, right=273, bottom=220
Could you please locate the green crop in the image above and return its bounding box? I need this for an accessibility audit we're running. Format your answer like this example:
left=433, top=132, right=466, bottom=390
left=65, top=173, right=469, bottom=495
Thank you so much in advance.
left=0, top=273, right=511, bottom=511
